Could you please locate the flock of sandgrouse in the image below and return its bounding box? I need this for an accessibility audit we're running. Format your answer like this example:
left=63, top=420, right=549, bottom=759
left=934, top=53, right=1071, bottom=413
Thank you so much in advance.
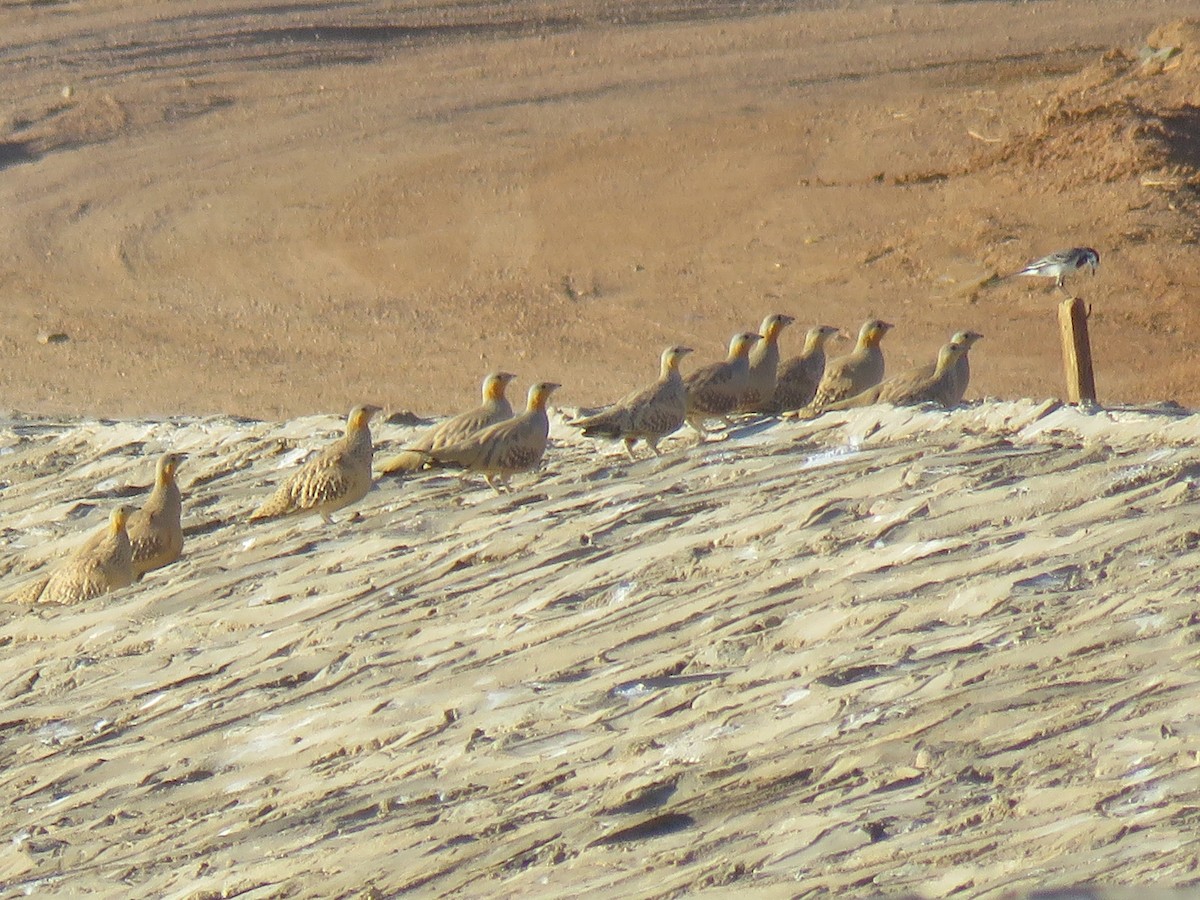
left=8, top=246, right=1101, bottom=608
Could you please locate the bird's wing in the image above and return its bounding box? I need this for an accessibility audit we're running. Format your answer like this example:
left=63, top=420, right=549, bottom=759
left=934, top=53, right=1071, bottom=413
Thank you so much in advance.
left=430, top=416, right=525, bottom=469
left=686, top=363, right=742, bottom=412
left=40, top=557, right=107, bottom=605
left=254, top=446, right=360, bottom=518
left=811, top=355, right=860, bottom=405
left=576, top=378, right=676, bottom=435
left=685, top=361, right=733, bottom=394
left=10, top=574, right=50, bottom=604
left=627, top=380, right=686, bottom=433
left=876, top=363, right=933, bottom=403
left=428, top=405, right=509, bottom=451
left=773, top=356, right=822, bottom=410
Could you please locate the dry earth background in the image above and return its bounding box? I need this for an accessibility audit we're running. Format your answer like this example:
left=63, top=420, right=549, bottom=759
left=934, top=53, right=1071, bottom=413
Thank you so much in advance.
left=2, top=0, right=1200, bottom=417
left=5, top=1, right=1200, bottom=898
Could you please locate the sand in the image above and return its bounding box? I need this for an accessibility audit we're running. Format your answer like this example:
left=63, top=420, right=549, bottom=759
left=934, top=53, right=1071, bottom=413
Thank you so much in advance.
left=5, top=1, right=1200, bottom=896
left=3, top=0, right=1200, bottom=418
left=2, top=403, right=1200, bottom=895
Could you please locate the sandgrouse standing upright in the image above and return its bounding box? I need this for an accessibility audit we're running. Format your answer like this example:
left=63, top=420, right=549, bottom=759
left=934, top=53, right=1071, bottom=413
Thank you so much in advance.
left=423, top=382, right=560, bottom=492
left=806, top=318, right=893, bottom=412
left=572, top=345, right=693, bottom=458
left=250, top=404, right=381, bottom=523
left=892, top=328, right=984, bottom=408
left=127, top=451, right=186, bottom=579
left=911, top=330, right=982, bottom=406
left=740, top=313, right=795, bottom=411
left=817, top=340, right=970, bottom=411
left=770, top=324, right=840, bottom=413
left=684, top=331, right=761, bottom=433
left=379, top=372, right=516, bottom=476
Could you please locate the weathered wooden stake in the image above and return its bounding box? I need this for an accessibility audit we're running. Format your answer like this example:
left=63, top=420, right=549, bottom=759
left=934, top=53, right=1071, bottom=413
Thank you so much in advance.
left=1057, top=296, right=1096, bottom=404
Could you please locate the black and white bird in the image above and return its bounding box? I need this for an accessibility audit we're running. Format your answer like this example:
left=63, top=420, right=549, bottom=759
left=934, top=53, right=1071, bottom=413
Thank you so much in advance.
left=1012, top=247, right=1100, bottom=293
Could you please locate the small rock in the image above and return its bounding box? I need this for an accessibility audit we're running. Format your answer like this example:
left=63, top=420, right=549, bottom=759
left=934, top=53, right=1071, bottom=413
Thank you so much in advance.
left=37, top=331, right=69, bottom=345
left=384, top=410, right=423, bottom=426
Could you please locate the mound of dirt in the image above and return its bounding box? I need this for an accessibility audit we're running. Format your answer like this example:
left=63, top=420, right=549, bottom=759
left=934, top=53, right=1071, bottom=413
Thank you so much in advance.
left=977, top=20, right=1200, bottom=191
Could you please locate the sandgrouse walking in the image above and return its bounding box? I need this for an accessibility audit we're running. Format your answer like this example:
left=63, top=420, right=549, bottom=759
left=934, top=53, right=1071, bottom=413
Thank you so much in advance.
left=250, top=405, right=381, bottom=523
left=573, top=346, right=693, bottom=458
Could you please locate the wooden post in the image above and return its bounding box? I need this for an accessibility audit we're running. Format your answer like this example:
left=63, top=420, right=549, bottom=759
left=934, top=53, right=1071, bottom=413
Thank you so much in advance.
left=1057, top=296, right=1096, bottom=404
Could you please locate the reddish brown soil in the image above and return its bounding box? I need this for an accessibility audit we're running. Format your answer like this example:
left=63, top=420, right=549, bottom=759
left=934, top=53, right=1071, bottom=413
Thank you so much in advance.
left=3, top=0, right=1200, bottom=419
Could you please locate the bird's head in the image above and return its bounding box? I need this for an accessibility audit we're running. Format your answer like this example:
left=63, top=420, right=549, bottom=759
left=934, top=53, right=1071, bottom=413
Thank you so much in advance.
left=110, top=505, right=134, bottom=533
left=528, top=382, right=561, bottom=411
left=663, top=345, right=694, bottom=371
left=862, top=319, right=894, bottom=347
left=950, top=330, right=984, bottom=348
left=347, top=405, right=382, bottom=432
left=157, top=451, right=187, bottom=482
left=730, top=332, right=762, bottom=358
left=810, top=324, right=840, bottom=347
left=760, top=314, right=796, bottom=340
left=485, top=372, right=518, bottom=401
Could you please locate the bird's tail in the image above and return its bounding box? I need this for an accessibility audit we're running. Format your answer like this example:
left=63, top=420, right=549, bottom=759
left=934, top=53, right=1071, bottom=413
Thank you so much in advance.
left=574, top=418, right=622, bottom=439
left=420, top=450, right=468, bottom=472
left=10, top=575, right=50, bottom=605
left=249, top=495, right=295, bottom=522
left=377, top=449, right=427, bottom=476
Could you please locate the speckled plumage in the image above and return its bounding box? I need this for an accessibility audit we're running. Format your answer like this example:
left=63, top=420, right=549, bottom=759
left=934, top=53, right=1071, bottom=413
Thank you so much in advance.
left=425, top=382, right=560, bottom=492
left=12, top=506, right=135, bottom=605
left=573, top=346, right=693, bottom=458
left=684, top=332, right=761, bottom=432
left=380, top=372, right=516, bottom=476
left=808, top=319, right=892, bottom=411
left=250, top=405, right=380, bottom=523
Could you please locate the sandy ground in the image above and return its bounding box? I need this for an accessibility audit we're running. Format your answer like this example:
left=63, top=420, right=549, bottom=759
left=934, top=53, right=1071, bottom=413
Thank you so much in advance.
left=1, top=405, right=1200, bottom=896
left=5, top=3, right=1200, bottom=897
left=3, top=0, right=1200, bottom=419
